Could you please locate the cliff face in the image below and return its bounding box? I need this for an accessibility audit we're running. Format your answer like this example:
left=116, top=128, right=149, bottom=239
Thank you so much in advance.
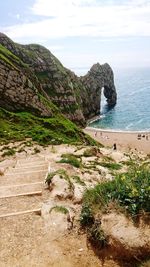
left=0, top=33, right=117, bottom=125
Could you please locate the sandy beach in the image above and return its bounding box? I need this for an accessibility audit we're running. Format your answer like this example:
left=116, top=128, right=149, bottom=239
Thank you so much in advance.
left=84, top=127, right=150, bottom=154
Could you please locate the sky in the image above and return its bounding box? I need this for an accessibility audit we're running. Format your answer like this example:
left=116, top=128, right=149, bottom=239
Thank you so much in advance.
left=0, top=0, right=150, bottom=75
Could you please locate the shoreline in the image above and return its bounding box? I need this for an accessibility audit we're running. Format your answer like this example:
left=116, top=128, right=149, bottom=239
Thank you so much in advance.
left=86, top=126, right=150, bottom=134
left=84, top=127, right=150, bottom=154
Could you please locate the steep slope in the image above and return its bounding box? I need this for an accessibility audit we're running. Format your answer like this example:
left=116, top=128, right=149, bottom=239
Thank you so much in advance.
left=0, top=34, right=97, bottom=145
left=0, top=33, right=117, bottom=125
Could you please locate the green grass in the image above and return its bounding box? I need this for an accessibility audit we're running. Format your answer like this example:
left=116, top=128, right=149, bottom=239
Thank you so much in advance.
left=0, top=44, right=28, bottom=69
left=72, top=175, right=86, bottom=186
left=0, top=108, right=97, bottom=146
left=100, top=162, right=122, bottom=170
left=83, top=147, right=103, bottom=157
left=82, top=163, right=150, bottom=218
left=58, top=153, right=82, bottom=168
left=45, top=168, right=74, bottom=191
left=50, top=205, right=69, bottom=215
left=87, top=222, right=108, bottom=249
left=1, top=148, right=16, bottom=157
left=80, top=163, right=150, bottom=252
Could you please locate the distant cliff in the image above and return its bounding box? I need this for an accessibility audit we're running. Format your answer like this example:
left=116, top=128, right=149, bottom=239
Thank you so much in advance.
left=0, top=33, right=117, bottom=126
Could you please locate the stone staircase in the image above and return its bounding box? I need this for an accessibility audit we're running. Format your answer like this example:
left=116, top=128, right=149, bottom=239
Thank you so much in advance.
left=0, top=156, right=49, bottom=218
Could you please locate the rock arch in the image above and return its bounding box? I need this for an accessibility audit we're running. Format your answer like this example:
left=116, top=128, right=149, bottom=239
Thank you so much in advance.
left=80, top=63, right=117, bottom=119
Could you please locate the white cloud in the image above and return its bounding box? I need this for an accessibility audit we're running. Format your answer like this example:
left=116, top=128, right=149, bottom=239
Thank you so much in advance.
left=3, top=0, right=150, bottom=41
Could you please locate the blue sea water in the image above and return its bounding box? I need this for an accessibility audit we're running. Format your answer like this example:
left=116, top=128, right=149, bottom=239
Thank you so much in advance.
left=89, top=68, right=150, bottom=131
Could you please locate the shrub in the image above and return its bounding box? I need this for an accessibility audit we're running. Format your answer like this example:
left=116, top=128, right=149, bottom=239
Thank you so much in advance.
left=80, top=204, right=95, bottom=227
left=88, top=221, right=108, bottom=250
left=45, top=171, right=56, bottom=186
left=59, top=153, right=81, bottom=168
left=82, top=164, right=150, bottom=218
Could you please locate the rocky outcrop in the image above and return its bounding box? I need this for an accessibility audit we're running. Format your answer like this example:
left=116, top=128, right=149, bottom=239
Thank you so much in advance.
left=0, top=33, right=117, bottom=125
left=80, top=63, right=117, bottom=119
left=0, top=60, right=53, bottom=116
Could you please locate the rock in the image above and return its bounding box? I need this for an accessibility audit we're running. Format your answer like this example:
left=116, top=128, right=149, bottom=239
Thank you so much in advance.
left=80, top=63, right=117, bottom=120
left=0, top=33, right=117, bottom=126
left=50, top=174, right=73, bottom=200
left=101, top=212, right=150, bottom=260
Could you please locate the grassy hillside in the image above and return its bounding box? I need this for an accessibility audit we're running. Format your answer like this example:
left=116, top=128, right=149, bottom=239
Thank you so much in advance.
left=0, top=108, right=96, bottom=146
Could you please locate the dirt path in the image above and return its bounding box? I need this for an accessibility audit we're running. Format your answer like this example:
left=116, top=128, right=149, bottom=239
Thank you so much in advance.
left=1, top=144, right=147, bottom=267
left=0, top=149, right=109, bottom=267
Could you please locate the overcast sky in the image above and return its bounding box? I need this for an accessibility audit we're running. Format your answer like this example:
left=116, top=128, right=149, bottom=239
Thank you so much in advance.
left=0, top=0, right=150, bottom=74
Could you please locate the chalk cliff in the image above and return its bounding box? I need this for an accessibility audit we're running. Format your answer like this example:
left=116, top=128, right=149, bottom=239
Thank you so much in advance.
left=0, top=33, right=117, bottom=125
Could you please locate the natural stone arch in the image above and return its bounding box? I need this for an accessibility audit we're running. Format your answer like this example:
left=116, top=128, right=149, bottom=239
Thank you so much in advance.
left=80, top=63, right=117, bottom=119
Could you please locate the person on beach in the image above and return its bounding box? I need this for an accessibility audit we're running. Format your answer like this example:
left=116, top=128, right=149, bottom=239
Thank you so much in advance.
left=113, top=143, right=117, bottom=150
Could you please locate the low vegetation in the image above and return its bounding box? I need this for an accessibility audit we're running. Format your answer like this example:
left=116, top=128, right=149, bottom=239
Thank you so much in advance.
left=82, top=163, right=150, bottom=218
left=50, top=205, right=69, bottom=215
left=72, top=175, right=86, bottom=186
left=1, top=148, right=16, bottom=157
left=45, top=168, right=74, bottom=191
left=58, top=153, right=82, bottom=168
left=83, top=147, right=103, bottom=157
left=0, top=108, right=97, bottom=146
left=80, top=161, right=150, bottom=256
left=100, top=161, right=122, bottom=170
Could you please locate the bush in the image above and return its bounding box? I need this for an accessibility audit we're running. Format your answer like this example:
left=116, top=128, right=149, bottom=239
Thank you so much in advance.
left=80, top=204, right=95, bottom=227
left=88, top=221, right=108, bottom=249
left=59, top=153, right=81, bottom=168
left=82, top=164, right=150, bottom=217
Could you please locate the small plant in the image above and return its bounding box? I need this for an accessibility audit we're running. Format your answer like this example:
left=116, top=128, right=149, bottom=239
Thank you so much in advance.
left=100, top=162, right=122, bottom=170
left=80, top=204, right=95, bottom=227
left=72, top=175, right=86, bottom=186
left=50, top=145, right=56, bottom=153
left=88, top=221, right=108, bottom=250
left=45, top=169, right=74, bottom=191
left=103, top=155, right=114, bottom=162
left=58, top=153, right=81, bottom=168
left=50, top=205, right=69, bottom=215
left=58, top=169, right=74, bottom=191
left=45, top=171, right=57, bottom=186
left=33, top=147, right=40, bottom=154
left=82, top=163, right=150, bottom=218
left=83, top=147, right=101, bottom=157
left=17, top=147, right=25, bottom=153
left=2, top=148, right=16, bottom=157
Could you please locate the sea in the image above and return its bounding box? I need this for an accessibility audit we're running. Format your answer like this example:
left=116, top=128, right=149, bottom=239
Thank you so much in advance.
left=88, top=67, right=150, bottom=132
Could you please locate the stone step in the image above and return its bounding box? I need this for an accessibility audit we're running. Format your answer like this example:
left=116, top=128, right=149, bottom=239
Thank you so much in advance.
left=13, top=164, right=48, bottom=171
left=0, top=171, right=48, bottom=187
left=0, top=208, right=41, bottom=219
left=0, top=194, right=43, bottom=216
left=0, top=182, right=43, bottom=197
left=5, top=169, right=47, bottom=175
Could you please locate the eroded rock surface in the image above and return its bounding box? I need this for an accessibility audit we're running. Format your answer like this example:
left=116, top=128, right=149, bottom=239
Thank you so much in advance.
left=0, top=33, right=117, bottom=125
